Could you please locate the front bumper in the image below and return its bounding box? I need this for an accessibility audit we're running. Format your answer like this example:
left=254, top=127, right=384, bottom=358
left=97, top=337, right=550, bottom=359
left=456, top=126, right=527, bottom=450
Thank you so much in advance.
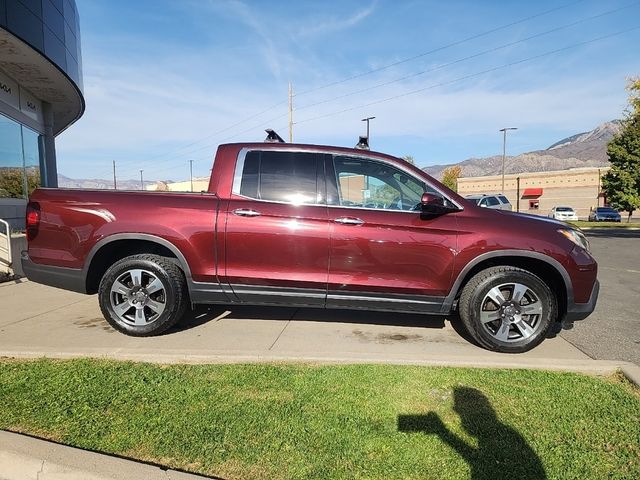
left=564, top=279, right=599, bottom=322
left=21, top=251, right=87, bottom=294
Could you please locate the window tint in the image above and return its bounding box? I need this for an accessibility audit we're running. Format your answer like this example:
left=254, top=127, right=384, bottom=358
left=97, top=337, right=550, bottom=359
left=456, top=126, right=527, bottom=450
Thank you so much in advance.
left=486, top=196, right=500, bottom=206
left=239, top=151, right=259, bottom=198
left=498, top=195, right=510, bottom=204
left=556, top=207, right=573, bottom=212
left=237, top=151, right=318, bottom=205
left=332, top=155, right=438, bottom=211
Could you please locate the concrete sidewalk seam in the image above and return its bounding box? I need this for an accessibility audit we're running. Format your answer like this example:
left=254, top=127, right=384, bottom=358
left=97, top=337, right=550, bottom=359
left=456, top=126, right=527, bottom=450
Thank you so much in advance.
left=268, top=308, right=297, bottom=351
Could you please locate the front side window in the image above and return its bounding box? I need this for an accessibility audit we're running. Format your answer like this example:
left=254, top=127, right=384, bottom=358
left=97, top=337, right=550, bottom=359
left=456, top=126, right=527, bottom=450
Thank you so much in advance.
left=236, top=150, right=319, bottom=205
left=332, top=155, right=441, bottom=211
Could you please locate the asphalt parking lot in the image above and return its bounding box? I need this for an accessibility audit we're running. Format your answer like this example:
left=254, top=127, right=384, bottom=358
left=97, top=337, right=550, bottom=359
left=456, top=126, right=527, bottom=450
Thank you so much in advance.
left=559, top=229, right=640, bottom=365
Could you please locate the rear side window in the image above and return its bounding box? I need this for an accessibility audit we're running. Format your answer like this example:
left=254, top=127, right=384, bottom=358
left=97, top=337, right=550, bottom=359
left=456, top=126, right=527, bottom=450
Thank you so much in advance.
left=484, top=196, right=500, bottom=206
left=498, top=195, right=510, bottom=204
left=235, top=151, right=319, bottom=205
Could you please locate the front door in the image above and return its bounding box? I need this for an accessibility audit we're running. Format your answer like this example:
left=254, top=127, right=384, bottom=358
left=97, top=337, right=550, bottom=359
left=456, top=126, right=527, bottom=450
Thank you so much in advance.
left=224, top=150, right=329, bottom=306
left=326, top=155, right=459, bottom=313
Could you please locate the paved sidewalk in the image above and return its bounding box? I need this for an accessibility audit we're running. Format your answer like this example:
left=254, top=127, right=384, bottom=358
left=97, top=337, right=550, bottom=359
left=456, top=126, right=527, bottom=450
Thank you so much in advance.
left=0, top=280, right=631, bottom=375
left=0, top=431, right=210, bottom=480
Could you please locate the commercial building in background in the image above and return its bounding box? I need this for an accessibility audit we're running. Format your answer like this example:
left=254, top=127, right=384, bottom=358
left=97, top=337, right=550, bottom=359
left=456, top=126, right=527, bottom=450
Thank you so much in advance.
left=457, top=167, right=609, bottom=218
left=0, top=0, right=84, bottom=228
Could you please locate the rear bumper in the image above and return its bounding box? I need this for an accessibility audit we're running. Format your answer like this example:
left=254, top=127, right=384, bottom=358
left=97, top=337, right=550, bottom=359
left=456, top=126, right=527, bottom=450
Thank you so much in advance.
left=21, top=251, right=87, bottom=294
left=564, top=279, right=599, bottom=322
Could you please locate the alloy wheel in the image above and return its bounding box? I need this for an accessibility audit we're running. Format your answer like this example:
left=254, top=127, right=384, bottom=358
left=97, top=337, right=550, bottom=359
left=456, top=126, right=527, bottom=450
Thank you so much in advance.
left=109, top=269, right=167, bottom=326
left=479, top=282, right=543, bottom=342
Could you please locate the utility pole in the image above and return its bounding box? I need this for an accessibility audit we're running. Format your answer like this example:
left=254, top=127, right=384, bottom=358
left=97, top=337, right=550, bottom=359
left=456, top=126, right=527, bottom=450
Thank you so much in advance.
left=189, top=160, right=194, bottom=192
left=288, top=82, right=294, bottom=143
left=362, top=116, right=375, bottom=143
left=139, top=169, right=144, bottom=191
left=112, top=160, right=117, bottom=190
left=499, top=127, right=517, bottom=194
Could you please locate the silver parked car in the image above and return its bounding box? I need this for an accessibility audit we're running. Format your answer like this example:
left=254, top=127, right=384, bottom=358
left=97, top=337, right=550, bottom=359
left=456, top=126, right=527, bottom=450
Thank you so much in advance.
left=548, top=206, right=578, bottom=221
left=465, top=194, right=512, bottom=211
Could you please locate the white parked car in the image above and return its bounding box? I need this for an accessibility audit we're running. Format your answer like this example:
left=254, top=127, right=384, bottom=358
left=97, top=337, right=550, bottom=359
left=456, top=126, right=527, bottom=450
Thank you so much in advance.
left=548, top=206, right=578, bottom=221
left=464, top=194, right=512, bottom=211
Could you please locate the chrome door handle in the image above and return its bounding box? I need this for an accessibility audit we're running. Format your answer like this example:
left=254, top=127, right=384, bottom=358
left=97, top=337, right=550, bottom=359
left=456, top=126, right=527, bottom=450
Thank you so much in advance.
left=233, top=208, right=261, bottom=217
left=334, top=217, right=365, bottom=225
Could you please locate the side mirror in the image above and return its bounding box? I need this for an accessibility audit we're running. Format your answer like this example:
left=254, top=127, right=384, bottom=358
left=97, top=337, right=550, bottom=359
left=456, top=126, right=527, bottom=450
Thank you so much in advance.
left=420, top=192, right=451, bottom=215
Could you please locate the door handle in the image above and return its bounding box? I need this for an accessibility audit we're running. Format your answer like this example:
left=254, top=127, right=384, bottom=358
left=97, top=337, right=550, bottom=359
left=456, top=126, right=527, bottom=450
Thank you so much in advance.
left=233, top=208, right=261, bottom=217
left=334, top=217, right=365, bottom=225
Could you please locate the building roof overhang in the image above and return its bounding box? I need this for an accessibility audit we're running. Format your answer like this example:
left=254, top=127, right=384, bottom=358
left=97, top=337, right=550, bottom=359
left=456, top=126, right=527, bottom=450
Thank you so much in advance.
left=0, top=28, right=84, bottom=136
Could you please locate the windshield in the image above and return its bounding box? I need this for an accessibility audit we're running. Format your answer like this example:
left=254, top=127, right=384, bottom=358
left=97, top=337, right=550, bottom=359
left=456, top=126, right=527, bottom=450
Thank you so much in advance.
left=596, top=208, right=617, bottom=213
left=556, top=207, right=574, bottom=212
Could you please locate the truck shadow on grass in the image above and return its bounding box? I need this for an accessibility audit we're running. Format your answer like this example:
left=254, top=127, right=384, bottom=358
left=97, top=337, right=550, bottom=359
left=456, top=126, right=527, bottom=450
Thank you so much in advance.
left=167, top=304, right=452, bottom=335
left=398, top=387, right=547, bottom=480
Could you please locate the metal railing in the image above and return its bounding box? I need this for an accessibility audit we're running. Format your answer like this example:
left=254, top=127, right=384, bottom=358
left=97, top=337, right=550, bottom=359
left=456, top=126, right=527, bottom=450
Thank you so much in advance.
left=0, top=218, right=12, bottom=268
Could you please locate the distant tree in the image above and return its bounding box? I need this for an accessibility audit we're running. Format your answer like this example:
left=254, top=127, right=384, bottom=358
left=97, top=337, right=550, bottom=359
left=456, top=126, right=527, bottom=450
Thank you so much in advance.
left=602, top=78, right=640, bottom=222
left=402, top=155, right=415, bottom=165
left=441, top=165, right=462, bottom=192
left=0, top=168, right=40, bottom=198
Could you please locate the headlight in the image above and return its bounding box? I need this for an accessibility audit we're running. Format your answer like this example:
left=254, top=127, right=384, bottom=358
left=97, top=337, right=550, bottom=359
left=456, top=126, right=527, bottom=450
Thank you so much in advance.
left=558, top=228, right=590, bottom=252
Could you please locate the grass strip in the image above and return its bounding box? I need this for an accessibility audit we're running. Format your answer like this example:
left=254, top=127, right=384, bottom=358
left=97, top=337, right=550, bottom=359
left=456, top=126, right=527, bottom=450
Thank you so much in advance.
left=0, top=359, right=638, bottom=480
left=568, top=220, right=639, bottom=229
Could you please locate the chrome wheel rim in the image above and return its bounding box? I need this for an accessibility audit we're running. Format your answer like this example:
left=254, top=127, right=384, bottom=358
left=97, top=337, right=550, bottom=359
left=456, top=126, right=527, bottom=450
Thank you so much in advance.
left=109, top=269, right=166, bottom=327
left=479, top=282, right=543, bottom=343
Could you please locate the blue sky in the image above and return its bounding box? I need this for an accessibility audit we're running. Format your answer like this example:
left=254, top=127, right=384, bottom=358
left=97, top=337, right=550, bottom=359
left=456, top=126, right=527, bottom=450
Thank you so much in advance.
left=56, top=0, right=640, bottom=182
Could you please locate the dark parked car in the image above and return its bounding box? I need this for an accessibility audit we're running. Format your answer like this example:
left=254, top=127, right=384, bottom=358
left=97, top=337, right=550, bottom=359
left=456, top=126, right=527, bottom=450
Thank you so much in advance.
left=589, top=207, right=621, bottom=222
left=22, top=141, right=598, bottom=353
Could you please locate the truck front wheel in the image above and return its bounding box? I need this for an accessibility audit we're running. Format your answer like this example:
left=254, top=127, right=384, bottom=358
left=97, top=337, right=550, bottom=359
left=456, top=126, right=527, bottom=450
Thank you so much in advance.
left=98, top=254, right=188, bottom=336
left=458, top=266, right=557, bottom=353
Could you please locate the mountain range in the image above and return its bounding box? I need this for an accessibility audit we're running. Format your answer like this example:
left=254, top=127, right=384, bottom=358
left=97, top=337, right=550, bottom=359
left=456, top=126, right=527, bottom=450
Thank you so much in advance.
left=57, top=121, right=620, bottom=188
left=423, top=120, right=620, bottom=180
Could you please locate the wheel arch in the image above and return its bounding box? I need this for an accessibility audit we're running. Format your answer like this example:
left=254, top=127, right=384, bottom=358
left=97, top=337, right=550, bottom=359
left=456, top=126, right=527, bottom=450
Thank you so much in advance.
left=444, top=250, right=572, bottom=319
left=84, top=234, right=193, bottom=294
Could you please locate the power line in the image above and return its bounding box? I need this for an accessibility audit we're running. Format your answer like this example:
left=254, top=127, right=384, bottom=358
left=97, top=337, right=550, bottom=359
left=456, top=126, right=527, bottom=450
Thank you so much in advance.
left=295, top=0, right=588, bottom=96
left=103, top=0, right=588, bottom=174
left=294, top=2, right=639, bottom=113
left=294, top=26, right=640, bottom=126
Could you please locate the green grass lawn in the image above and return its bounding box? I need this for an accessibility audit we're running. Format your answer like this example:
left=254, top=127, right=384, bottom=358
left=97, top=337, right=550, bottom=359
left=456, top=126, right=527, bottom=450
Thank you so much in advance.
left=568, top=220, right=639, bottom=229
left=1, top=359, right=638, bottom=480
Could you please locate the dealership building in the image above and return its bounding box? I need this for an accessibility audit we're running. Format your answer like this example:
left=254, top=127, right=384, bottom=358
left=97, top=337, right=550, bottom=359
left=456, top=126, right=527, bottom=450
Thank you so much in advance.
left=457, top=167, right=609, bottom=218
left=0, top=0, right=84, bottom=228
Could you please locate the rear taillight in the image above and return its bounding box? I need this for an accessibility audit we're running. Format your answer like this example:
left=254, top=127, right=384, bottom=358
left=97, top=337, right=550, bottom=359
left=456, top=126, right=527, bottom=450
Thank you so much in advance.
left=26, top=202, right=40, bottom=241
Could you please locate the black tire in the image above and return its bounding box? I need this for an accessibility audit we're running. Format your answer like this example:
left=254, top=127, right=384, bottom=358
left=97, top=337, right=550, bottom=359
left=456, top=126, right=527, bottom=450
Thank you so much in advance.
left=458, top=266, right=557, bottom=353
left=98, top=254, right=188, bottom=336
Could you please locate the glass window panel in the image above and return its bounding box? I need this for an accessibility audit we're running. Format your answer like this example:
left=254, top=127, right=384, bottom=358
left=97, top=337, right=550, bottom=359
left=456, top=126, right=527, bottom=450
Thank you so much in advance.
left=333, top=156, right=432, bottom=211
left=258, top=151, right=318, bottom=205
left=43, top=0, right=65, bottom=41
left=0, top=114, right=42, bottom=198
left=239, top=151, right=259, bottom=198
left=6, top=0, right=44, bottom=51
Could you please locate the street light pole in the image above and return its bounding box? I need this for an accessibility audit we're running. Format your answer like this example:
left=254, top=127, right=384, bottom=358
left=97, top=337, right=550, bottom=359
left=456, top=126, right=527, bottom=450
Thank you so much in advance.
left=499, top=127, right=518, bottom=194
left=189, top=160, right=194, bottom=192
left=362, top=116, right=375, bottom=142
left=140, top=169, right=144, bottom=191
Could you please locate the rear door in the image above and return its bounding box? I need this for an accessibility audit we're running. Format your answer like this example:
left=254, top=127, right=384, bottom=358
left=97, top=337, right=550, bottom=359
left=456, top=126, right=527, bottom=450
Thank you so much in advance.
left=325, top=154, right=459, bottom=313
left=224, top=149, right=330, bottom=306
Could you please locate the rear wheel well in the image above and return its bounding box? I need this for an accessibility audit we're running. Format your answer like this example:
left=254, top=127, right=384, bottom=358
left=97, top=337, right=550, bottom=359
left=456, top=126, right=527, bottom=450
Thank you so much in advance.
left=454, top=256, right=568, bottom=319
left=86, top=240, right=179, bottom=294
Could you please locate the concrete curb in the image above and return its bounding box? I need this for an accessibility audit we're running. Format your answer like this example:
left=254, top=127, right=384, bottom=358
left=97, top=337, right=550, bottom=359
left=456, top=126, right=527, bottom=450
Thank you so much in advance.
left=0, top=430, right=214, bottom=480
left=1, top=349, right=638, bottom=379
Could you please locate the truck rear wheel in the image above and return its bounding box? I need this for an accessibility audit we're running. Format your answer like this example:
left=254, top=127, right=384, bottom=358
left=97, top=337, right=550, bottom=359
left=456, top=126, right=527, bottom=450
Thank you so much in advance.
left=98, top=254, right=188, bottom=336
left=458, top=266, right=557, bottom=353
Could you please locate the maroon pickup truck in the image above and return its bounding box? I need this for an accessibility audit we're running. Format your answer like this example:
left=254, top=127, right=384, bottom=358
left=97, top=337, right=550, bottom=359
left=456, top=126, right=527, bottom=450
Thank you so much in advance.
left=22, top=142, right=598, bottom=352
